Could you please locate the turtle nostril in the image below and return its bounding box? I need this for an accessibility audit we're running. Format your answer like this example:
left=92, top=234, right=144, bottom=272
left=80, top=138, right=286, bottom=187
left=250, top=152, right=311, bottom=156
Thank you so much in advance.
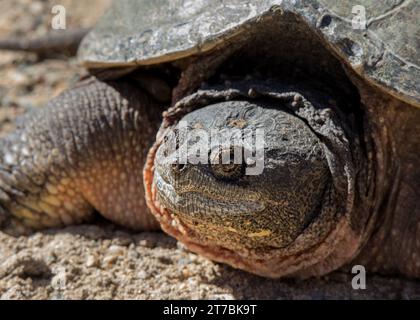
left=171, top=162, right=186, bottom=173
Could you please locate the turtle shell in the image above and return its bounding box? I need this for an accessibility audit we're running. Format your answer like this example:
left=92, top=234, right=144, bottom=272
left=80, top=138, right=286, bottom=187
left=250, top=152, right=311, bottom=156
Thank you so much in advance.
left=78, top=0, right=419, bottom=106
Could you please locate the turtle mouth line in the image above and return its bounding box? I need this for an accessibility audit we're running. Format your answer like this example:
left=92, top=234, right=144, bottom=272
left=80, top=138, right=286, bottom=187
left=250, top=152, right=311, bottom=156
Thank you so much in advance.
left=145, top=148, right=356, bottom=279
left=153, top=170, right=265, bottom=218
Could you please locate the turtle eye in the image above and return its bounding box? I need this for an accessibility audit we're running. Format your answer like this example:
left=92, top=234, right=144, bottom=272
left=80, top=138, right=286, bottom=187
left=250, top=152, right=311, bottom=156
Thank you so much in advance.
left=210, top=147, right=245, bottom=181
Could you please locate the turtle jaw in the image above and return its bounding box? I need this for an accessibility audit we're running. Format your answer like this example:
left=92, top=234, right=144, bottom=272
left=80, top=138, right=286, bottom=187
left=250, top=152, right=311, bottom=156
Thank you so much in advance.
left=144, top=158, right=362, bottom=278
left=144, top=162, right=276, bottom=277
left=143, top=83, right=366, bottom=278
left=153, top=169, right=266, bottom=222
left=152, top=167, right=293, bottom=250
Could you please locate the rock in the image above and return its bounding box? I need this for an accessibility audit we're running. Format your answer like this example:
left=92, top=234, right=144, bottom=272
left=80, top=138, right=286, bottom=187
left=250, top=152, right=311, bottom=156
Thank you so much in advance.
left=102, top=255, right=119, bottom=268
left=176, top=241, right=188, bottom=251
left=138, top=239, right=155, bottom=248
left=211, top=293, right=235, bottom=300
left=137, top=271, right=149, bottom=280
left=107, top=245, right=125, bottom=255
left=85, top=255, right=99, bottom=268
left=29, top=2, right=44, bottom=16
left=51, top=270, right=68, bottom=290
left=127, top=250, right=139, bottom=260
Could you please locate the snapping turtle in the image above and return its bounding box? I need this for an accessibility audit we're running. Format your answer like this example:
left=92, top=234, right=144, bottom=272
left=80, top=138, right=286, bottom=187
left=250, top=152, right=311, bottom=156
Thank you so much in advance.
left=0, top=0, right=419, bottom=279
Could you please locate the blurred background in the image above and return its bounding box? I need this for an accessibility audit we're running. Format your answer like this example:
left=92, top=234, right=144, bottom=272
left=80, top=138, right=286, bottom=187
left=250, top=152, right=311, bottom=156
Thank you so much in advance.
left=0, top=0, right=110, bottom=137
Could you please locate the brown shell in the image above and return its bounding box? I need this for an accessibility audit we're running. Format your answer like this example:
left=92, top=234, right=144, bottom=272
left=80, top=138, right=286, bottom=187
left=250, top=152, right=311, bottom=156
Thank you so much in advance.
left=78, top=0, right=419, bottom=106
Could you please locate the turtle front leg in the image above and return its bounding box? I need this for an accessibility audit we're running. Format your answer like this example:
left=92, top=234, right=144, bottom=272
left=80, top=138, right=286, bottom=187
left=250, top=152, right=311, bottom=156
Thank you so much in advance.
left=0, top=78, right=164, bottom=235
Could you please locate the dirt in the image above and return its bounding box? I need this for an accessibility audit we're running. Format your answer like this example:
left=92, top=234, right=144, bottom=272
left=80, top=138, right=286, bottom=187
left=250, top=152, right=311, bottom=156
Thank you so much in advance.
left=1, top=0, right=420, bottom=300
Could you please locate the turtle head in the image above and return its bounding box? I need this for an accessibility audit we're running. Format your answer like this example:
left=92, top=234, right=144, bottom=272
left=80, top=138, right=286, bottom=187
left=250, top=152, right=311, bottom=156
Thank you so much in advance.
left=145, top=83, right=362, bottom=278
left=154, top=100, right=330, bottom=250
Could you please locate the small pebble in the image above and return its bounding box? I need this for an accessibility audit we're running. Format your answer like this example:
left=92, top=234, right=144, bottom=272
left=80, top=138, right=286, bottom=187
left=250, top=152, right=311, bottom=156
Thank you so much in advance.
left=293, top=94, right=303, bottom=102
left=85, top=255, right=99, bottom=268
left=248, top=88, right=259, bottom=98
left=51, top=270, right=68, bottom=290
left=177, top=241, right=188, bottom=251
left=139, top=239, right=155, bottom=248
left=127, top=250, right=139, bottom=260
left=137, top=270, right=149, bottom=280
left=102, top=255, right=118, bottom=268
left=107, top=245, right=125, bottom=255
left=211, top=293, right=235, bottom=300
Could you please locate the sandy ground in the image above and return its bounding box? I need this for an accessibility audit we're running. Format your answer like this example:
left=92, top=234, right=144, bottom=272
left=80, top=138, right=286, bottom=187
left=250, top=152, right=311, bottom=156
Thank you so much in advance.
left=1, top=0, right=420, bottom=300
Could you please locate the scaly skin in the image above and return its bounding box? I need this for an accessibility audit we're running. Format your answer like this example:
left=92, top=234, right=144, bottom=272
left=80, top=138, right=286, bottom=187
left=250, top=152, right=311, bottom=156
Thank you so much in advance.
left=145, top=80, right=365, bottom=278
left=1, top=76, right=419, bottom=280
left=0, top=78, right=163, bottom=234
left=144, top=79, right=420, bottom=279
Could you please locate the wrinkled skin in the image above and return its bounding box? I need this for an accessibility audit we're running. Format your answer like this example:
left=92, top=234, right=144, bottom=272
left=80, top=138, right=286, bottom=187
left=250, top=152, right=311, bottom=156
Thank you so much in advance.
left=144, top=74, right=420, bottom=278
left=0, top=79, right=162, bottom=234
left=154, top=100, right=331, bottom=250
left=145, top=80, right=367, bottom=278
left=1, top=0, right=419, bottom=279
left=0, top=74, right=419, bottom=279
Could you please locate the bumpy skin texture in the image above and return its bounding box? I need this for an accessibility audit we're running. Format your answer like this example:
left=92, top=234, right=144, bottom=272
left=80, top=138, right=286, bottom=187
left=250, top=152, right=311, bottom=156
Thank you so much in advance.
left=145, top=81, right=368, bottom=278
left=0, top=78, right=163, bottom=234
left=155, top=100, right=331, bottom=250
left=350, top=77, right=420, bottom=279
left=0, top=75, right=419, bottom=280
left=72, top=0, right=420, bottom=279
left=1, top=0, right=419, bottom=279
left=144, top=76, right=420, bottom=279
